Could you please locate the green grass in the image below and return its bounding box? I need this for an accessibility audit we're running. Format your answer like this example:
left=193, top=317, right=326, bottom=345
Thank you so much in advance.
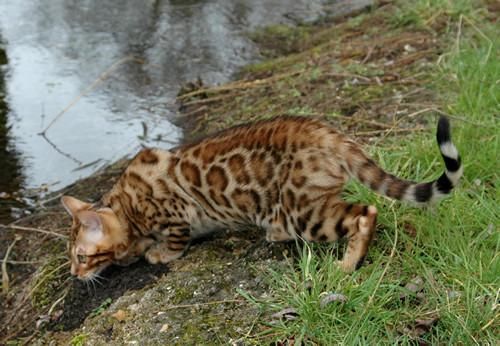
left=240, top=1, right=499, bottom=344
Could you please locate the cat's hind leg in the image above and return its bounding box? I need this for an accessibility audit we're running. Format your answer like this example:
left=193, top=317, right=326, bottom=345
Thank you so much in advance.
left=336, top=205, right=377, bottom=272
left=303, top=201, right=377, bottom=272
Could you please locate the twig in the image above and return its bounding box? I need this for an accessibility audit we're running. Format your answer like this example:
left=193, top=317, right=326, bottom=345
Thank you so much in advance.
left=40, top=133, right=83, bottom=165
left=163, top=299, right=244, bottom=311
left=180, top=93, right=237, bottom=107
left=355, top=127, right=426, bottom=136
left=179, top=105, right=209, bottom=118
left=294, top=112, right=395, bottom=130
left=71, top=158, right=103, bottom=172
left=407, top=107, right=492, bottom=127
left=39, top=55, right=145, bottom=135
left=392, top=49, right=435, bottom=67
left=361, top=46, right=374, bottom=64
left=38, top=193, right=64, bottom=208
left=480, top=312, right=498, bottom=331
left=0, top=224, right=68, bottom=239
left=48, top=288, right=70, bottom=316
left=341, top=116, right=395, bottom=130
left=177, top=70, right=304, bottom=100
left=325, top=72, right=371, bottom=82
left=2, top=235, right=22, bottom=294
left=406, top=107, right=437, bottom=118
left=0, top=259, right=41, bottom=265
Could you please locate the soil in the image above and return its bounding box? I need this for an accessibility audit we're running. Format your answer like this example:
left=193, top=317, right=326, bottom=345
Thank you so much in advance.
left=59, top=259, right=171, bottom=331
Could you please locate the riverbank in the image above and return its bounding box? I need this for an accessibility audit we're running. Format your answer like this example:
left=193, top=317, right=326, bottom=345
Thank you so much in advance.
left=1, top=0, right=498, bottom=344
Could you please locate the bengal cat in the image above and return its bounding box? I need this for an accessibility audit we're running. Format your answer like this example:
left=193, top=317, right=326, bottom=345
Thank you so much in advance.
left=61, top=116, right=462, bottom=280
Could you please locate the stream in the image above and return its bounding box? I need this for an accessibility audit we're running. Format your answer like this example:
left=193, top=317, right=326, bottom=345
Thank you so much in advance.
left=0, top=0, right=370, bottom=222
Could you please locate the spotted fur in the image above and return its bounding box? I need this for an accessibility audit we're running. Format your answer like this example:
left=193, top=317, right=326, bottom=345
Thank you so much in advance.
left=62, top=116, right=461, bottom=279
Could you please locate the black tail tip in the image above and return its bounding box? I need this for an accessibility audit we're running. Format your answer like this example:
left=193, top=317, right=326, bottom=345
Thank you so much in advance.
left=436, top=116, right=451, bottom=144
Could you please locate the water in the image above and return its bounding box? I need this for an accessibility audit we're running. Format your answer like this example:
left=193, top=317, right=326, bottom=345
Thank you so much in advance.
left=0, top=0, right=370, bottom=221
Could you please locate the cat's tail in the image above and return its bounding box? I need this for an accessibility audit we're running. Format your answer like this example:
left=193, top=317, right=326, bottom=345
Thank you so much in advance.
left=346, top=116, right=462, bottom=203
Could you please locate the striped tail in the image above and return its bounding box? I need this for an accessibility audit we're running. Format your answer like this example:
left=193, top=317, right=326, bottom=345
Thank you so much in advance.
left=351, top=116, right=462, bottom=203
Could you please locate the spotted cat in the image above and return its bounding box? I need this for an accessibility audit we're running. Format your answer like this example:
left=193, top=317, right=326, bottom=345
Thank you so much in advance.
left=62, top=116, right=462, bottom=280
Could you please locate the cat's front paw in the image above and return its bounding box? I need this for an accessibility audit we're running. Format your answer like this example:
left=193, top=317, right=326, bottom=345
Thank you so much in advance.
left=145, top=243, right=183, bottom=264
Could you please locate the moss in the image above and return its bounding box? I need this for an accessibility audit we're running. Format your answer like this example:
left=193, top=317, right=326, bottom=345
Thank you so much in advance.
left=30, top=254, right=68, bottom=310
left=69, top=333, right=88, bottom=346
left=171, top=286, right=194, bottom=304
left=248, top=24, right=314, bottom=58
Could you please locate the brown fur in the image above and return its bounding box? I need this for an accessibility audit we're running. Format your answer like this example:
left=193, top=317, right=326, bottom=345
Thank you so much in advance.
left=62, top=116, right=461, bottom=280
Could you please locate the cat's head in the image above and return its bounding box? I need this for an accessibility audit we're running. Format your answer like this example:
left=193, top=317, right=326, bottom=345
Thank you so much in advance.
left=61, top=196, right=130, bottom=280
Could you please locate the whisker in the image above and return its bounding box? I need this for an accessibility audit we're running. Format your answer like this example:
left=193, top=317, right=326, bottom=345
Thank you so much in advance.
left=88, top=276, right=96, bottom=293
left=92, top=275, right=105, bottom=287
left=94, top=273, right=109, bottom=282
left=84, top=280, right=90, bottom=295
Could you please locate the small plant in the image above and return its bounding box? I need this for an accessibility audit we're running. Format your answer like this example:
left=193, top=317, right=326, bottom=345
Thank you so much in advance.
left=70, top=333, right=88, bottom=346
left=90, top=297, right=113, bottom=317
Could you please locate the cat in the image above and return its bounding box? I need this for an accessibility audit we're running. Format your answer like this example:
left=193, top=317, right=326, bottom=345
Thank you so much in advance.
left=61, top=116, right=462, bottom=280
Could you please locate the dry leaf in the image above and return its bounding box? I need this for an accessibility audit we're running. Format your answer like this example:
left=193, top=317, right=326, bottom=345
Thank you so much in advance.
left=398, top=314, right=440, bottom=344
left=111, top=309, right=128, bottom=321
left=320, top=292, right=348, bottom=308
left=271, top=307, right=298, bottom=322
left=275, top=335, right=296, bottom=346
left=403, top=222, right=417, bottom=238
left=413, top=315, right=440, bottom=340
left=447, top=290, right=461, bottom=300
left=400, top=276, right=424, bottom=301
left=415, top=316, right=439, bottom=330
left=160, top=323, right=170, bottom=332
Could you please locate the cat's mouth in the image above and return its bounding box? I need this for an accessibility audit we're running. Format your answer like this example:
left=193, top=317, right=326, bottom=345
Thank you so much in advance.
left=75, top=261, right=112, bottom=281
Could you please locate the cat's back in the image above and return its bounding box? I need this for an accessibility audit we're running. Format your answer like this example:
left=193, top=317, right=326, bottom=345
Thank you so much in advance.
left=175, top=116, right=341, bottom=160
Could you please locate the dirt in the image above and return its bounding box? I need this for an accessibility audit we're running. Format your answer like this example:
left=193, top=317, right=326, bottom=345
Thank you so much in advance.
left=58, top=259, right=171, bottom=331
left=58, top=228, right=288, bottom=333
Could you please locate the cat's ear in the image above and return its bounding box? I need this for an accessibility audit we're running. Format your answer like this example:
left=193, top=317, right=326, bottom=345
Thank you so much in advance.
left=61, top=196, right=92, bottom=217
left=77, top=210, right=104, bottom=241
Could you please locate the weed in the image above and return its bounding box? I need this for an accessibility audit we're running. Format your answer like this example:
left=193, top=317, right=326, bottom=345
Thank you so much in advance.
left=90, top=297, right=113, bottom=317
left=70, top=333, right=88, bottom=346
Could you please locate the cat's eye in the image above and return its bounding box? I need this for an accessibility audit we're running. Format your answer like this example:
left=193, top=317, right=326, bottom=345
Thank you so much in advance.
left=77, top=255, right=88, bottom=264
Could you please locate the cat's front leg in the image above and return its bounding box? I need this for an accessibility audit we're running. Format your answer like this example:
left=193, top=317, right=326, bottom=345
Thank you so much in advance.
left=115, top=236, right=156, bottom=266
left=145, top=225, right=191, bottom=264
